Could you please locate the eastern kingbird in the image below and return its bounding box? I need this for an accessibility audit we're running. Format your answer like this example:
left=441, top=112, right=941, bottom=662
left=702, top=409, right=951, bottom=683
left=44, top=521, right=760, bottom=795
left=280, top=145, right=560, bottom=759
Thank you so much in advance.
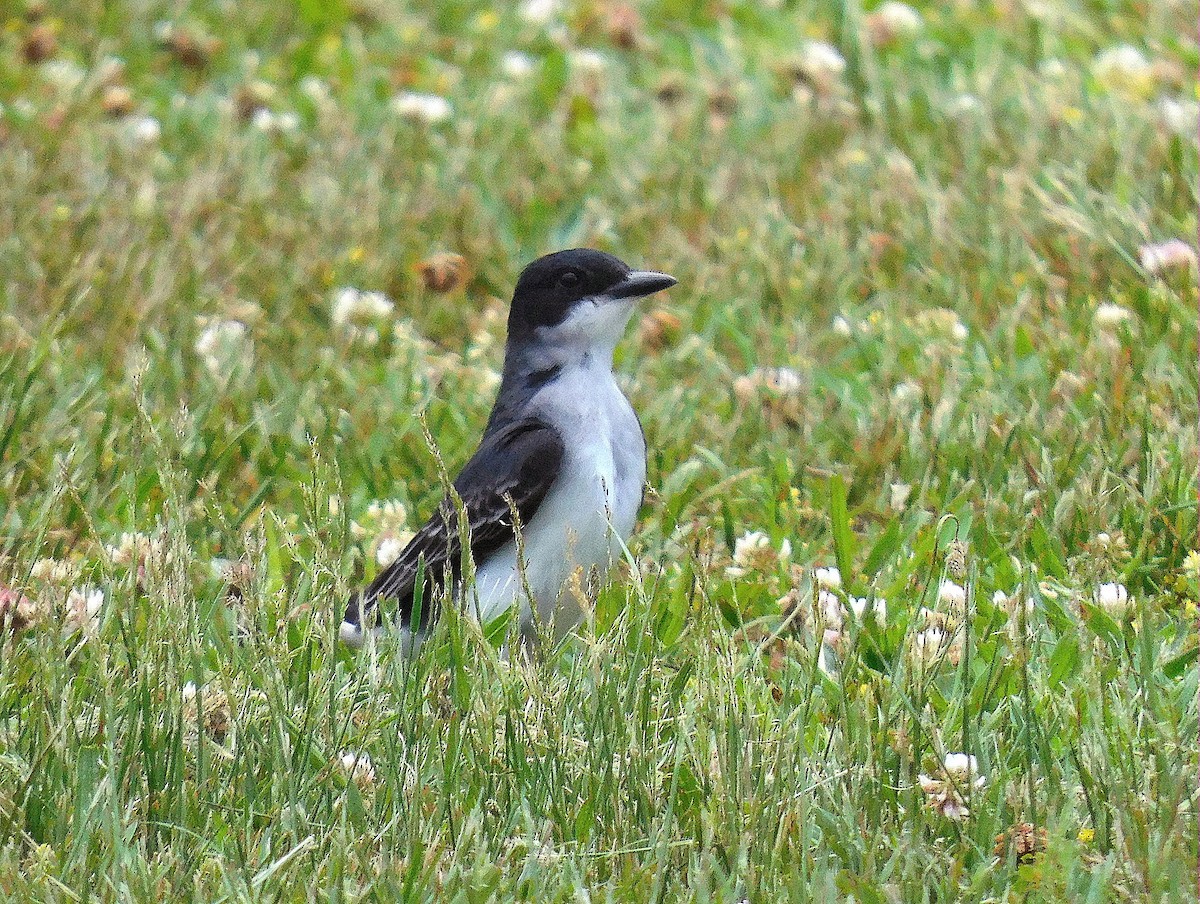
left=340, top=248, right=676, bottom=651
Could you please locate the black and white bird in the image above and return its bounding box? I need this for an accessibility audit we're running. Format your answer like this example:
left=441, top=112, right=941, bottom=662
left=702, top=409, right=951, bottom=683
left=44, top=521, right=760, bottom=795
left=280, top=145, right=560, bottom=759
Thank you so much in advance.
left=340, top=249, right=676, bottom=651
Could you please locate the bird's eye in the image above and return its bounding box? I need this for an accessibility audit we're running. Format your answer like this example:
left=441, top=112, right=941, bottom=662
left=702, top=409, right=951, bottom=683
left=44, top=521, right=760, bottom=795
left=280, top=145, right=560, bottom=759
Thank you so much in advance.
left=558, top=270, right=581, bottom=288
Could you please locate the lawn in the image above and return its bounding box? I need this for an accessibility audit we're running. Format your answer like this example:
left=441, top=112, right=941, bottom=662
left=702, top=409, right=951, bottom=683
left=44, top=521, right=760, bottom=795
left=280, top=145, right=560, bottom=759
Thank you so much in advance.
left=0, top=0, right=1197, bottom=900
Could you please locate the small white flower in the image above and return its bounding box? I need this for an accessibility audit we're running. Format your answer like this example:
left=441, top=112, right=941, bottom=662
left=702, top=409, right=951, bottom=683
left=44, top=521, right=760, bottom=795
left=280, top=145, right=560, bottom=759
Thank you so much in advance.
left=105, top=532, right=164, bottom=568
left=376, top=536, right=405, bottom=567
left=31, top=558, right=78, bottom=585
left=195, top=319, right=252, bottom=380
left=1138, top=239, right=1197, bottom=276
left=518, top=0, right=558, bottom=24
left=96, top=56, right=126, bottom=85
left=726, top=531, right=791, bottom=578
left=1095, top=582, right=1130, bottom=616
left=1157, top=97, right=1198, bottom=137
left=847, top=595, right=886, bottom=623
left=1039, top=58, right=1068, bottom=79
left=891, top=381, right=920, bottom=405
left=938, top=580, right=966, bottom=610
left=942, top=752, right=981, bottom=782
left=252, top=108, right=300, bottom=133
left=947, top=93, right=982, bottom=117
left=64, top=586, right=104, bottom=637
left=337, top=750, right=376, bottom=787
left=126, top=115, right=162, bottom=145
left=570, top=50, right=607, bottom=76
left=331, top=288, right=394, bottom=345
left=40, top=60, right=87, bottom=92
left=889, top=482, right=912, bottom=510
left=814, top=566, right=842, bottom=590
left=876, top=1, right=922, bottom=38
left=299, top=75, right=333, bottom=105
left=912, top=307, right=968, bottom=344
left=391, top=91, right=452, bottom=124
left=1093, top=302, right=1133, bottom=329
left=911, top=625, right=947, bottom=666
left=818, top=589, right=843, bottom=627
left=832, top=315, right=853, bottom=336
left=1092, top=44, right=1154, bottom=97
left=800, top=40, right=847, bottom=80
left=501, top=51, right=536, bottom=79
left=918, top=753, right=984, bottom=820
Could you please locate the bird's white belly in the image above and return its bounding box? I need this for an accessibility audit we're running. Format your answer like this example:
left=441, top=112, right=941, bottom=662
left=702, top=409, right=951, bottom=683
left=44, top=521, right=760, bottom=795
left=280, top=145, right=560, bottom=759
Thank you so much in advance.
left=469, top=365, right=644, bottom=638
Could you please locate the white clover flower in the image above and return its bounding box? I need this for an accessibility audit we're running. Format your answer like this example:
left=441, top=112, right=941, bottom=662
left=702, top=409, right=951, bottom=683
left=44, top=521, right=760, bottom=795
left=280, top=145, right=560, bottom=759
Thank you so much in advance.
left=891, top=381, right=920, bottom=405
left=816, top=589, right=844, bottom=647
left=919, top=752, right=985, bottom=820
left=726, top=531, right=791, bottom=578
left=376, top=536, right=405, bottom=567
left=367, top=499, right=408, bottom=526
left=195, top=319, right=252, bottom=380
left=818, top=589, right=843, bottom=626
left=337, top=750, right=376, bottom=787
left=299, top=75, right=333, bottom=106
left=518, top=0, right=558, bottom=25
left=251, top=108, right=300, bottom=133
left=913, top=307, right=968, bottom=344
left=64, top=586, right=104, bottom=637
left=391, top=91, right=452, bottom=124
left=848, top=595, right=887, bottom=623
left=832, top=315, right=853, bottom=336
left=1157, top=97, right=1197, bottom=137
left=889, top=482, right=912, bottom=510
left=1092, top=44, right=1154, bottom=97
left=911, top=625, right=947, bottom=666
left=501, top=51, right=536, bottom=79
left=570, top=49, right=607, bottom=76
left=126, top=115, right=162, bottom=145
left=353, top=499, right=409, bottom=539
left=942, top=752, right=981, bottom=782
left=106, top=532, right=164, bottom=568
left=766, top=366, right=804, bottom=395
left=1039, top=58, right=1068, bottom=79
left=938, top=579, right=966, bottom=610
left=1093, top=302, right=1133, bottom=329
left=947, top=93, right=982, bottom=117
left=40, top=60, right=87, bottom=92
left=331, top=287, right=394, bottom=345
left=875, top=1, right=922, bottom=38
left=96, top=55, right=126, bottom=85
left=814, top=566, right=842, bottom=590
left=30, top=558, right=78, bottom=586
left=1138, top=239, right=1197, bottom=276
left=1096, top=582, right=1130, bottom=617
left=800, top=40, right=846, bottom=81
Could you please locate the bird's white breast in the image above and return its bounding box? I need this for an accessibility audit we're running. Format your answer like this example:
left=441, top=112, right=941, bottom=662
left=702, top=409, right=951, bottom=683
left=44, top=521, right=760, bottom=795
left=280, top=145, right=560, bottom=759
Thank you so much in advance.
left=469, top=354, right=645, bottom=638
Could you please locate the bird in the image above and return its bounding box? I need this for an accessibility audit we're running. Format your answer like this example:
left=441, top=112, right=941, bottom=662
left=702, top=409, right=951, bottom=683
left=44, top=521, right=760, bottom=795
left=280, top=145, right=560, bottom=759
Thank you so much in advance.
left=339, top=248, right=677, bottom=652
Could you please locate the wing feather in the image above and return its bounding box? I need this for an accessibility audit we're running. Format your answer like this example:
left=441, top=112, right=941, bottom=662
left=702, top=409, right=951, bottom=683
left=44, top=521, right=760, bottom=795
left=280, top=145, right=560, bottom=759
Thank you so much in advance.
left=342, top=417, right=564, bottom=633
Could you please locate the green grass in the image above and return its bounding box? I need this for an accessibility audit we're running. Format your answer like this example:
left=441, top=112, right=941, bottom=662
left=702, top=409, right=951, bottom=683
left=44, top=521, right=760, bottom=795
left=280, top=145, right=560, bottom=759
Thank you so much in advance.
left=1, top=0, right=1197, bottom=900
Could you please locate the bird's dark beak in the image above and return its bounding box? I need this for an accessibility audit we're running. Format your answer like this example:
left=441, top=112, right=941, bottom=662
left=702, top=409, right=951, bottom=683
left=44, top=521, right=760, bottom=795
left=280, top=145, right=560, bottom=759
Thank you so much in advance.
left=608, top=270, right=677, bottom=300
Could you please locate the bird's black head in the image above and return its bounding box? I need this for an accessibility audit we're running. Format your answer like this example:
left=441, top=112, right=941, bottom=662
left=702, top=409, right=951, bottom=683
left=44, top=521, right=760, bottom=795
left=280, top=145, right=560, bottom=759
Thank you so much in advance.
left=507, top=248, right=675, bottom=341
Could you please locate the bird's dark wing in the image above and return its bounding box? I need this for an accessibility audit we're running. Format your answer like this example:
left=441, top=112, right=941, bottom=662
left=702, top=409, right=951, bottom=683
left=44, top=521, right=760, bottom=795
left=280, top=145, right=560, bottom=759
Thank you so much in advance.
left=343, top=417, right=564, bottom=635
